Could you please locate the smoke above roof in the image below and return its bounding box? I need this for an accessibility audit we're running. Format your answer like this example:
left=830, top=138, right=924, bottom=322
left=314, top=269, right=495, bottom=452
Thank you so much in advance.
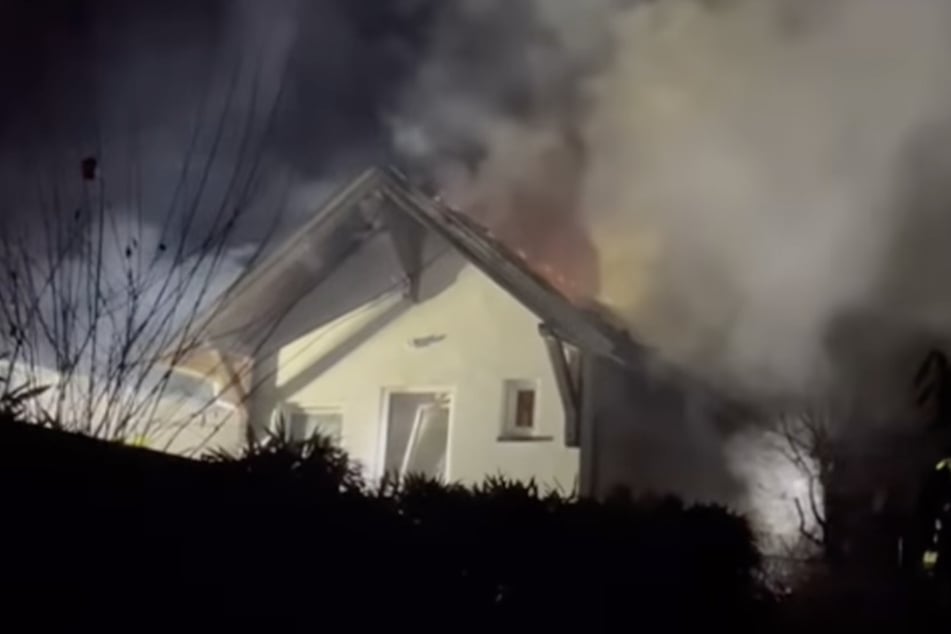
left=394, top=0, right=951, bottom=410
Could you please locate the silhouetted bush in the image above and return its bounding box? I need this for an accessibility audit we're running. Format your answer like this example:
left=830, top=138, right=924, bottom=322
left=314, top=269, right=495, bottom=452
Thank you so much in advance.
left=0, top=417, right=771, bottom=630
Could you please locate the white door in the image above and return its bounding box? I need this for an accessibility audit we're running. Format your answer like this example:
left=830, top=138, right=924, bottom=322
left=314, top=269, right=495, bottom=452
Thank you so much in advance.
left=383, top=391, right=451, bottom=481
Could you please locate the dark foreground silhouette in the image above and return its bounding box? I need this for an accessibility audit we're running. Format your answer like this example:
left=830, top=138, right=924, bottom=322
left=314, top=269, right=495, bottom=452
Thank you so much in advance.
left=0, top=415, right=770, bottom=630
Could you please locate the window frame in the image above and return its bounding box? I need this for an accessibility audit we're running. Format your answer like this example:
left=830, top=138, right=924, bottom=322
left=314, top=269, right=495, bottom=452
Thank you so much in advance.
left=277, top=404, right=344, bottom=445
left=499, top=379, right=548, bottom=441
left=377, top=386, right=455, bottom=481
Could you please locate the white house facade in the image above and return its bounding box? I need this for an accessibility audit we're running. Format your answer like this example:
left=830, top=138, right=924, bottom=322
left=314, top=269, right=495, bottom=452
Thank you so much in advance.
left=174, top=167, right=731, bottom=499
left=270, top=256, right=580, bottom=488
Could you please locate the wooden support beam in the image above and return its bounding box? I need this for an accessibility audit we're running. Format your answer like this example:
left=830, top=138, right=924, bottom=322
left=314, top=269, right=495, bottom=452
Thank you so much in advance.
left=540, top=324, right=582, bottom=447
left=383, top=205, right=426, bottom=301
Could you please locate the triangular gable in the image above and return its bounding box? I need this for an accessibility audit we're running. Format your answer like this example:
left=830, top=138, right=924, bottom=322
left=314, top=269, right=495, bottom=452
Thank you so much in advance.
left=377, top=169, right=645, bottom=365
left=194, top=167, right=645, bottom=367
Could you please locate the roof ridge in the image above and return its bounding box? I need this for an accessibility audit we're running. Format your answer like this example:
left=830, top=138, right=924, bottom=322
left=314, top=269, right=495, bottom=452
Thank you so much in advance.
left=187, top=165, right=648, bottom=370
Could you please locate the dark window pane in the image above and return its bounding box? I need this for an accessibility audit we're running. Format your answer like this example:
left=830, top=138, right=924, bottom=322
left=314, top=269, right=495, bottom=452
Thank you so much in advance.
left=515, top=390, right=535, bottom=428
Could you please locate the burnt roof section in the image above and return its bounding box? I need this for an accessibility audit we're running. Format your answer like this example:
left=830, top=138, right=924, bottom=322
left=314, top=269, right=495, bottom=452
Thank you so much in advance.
left=377, top=168, right=646, bottom=365
left=195, top=166, right=647, bottom=366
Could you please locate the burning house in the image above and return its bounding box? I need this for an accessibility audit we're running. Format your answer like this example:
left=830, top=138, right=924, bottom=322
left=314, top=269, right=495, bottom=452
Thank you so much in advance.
left=171, top=166, right=733, bottom=495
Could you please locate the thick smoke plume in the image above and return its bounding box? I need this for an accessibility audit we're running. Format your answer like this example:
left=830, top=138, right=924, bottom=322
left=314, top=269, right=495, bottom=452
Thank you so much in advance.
left=585, top=0, right=951, bottom=402
left=397, top=0, right=951, bottom=407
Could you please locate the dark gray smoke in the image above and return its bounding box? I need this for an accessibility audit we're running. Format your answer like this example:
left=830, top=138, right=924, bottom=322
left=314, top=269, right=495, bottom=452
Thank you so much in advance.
left=0, top=1, right=615, bottom=244
left=0, top=1, right=443, bottom=242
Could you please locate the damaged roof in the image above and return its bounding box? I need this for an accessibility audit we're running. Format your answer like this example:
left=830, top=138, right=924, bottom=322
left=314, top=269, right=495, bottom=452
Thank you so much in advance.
left=195, top=166, right=647, bottom=367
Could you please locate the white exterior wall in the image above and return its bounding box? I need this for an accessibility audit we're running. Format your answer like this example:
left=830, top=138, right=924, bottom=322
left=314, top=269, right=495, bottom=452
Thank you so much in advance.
left=274, top=263, right=579, bottom=490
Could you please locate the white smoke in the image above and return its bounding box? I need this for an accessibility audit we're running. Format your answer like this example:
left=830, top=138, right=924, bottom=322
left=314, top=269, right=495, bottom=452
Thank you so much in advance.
left=584, top=0, right=951, bottom=399
left=396, top=0, right=951, bottom=403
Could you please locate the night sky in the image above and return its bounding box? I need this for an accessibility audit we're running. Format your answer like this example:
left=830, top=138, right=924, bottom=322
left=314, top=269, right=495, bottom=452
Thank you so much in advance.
left=0, top=0, right=605, bottom=275
left=0, top=1, right=575, bottom=192
left=0, top=1, right=422, bottom=169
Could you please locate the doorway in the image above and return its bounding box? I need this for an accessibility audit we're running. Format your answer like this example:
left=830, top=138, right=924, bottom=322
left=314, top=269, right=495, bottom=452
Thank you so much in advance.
left=383, top=391, right=451, bottom=481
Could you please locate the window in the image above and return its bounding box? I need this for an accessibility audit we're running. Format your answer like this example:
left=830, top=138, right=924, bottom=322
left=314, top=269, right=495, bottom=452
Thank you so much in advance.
left=514, top=389, right=536, bottom=429
left=285, top=407, right=343, bottom=445
left=502, top=380, right=539, bottom=438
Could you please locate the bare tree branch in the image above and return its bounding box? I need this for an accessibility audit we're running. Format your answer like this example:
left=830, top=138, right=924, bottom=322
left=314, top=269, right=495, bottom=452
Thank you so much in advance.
left=0, top=59, right=288, bottom=455
left=763, top=404, right=834, bottom=552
